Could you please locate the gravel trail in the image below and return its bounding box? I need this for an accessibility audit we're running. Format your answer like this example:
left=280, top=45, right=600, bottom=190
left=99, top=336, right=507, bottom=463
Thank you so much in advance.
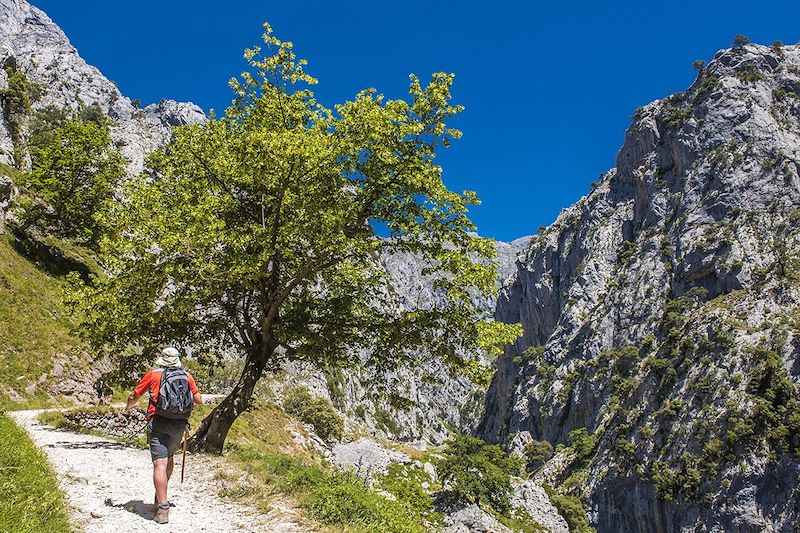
left=10, top=409, right=305, bottom=532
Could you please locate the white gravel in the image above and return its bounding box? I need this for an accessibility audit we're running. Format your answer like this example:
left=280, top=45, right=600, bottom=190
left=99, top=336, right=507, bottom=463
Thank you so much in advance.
left=10, top=410, right=304, bottom=532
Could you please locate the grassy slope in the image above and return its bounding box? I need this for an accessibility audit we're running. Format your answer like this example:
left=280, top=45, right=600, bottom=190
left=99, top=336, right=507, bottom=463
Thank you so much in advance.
left=0, top=414, right=71, bottom=532
left=0, top=234, right=86, bottom=410
left=201, top=401, right=428, bottom=533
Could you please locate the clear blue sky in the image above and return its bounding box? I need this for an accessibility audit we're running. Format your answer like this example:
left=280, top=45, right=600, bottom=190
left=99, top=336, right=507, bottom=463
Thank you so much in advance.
left=31, top=0, right=800, bottom=241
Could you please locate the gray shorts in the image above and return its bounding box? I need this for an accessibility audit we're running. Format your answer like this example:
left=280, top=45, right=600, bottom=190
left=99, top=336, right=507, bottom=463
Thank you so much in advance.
left=147, top=416, right=187, bottom=461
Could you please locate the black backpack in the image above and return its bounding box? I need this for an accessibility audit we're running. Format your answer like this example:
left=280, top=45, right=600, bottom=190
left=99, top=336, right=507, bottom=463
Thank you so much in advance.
left=155, top=367, right=194, bottom=420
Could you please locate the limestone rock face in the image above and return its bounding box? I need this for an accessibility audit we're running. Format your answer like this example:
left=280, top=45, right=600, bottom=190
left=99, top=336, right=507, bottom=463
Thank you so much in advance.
left=331, top=438, right=411, bottom=478
left=327, top=238, right=531, bottom=444
left=512, top=481, right=569, bottom=533
left=441, top=504, right=511, bottom=533
left=480, top=43, right=800, bottom=532
left=0, top=0, right=204, bottom=174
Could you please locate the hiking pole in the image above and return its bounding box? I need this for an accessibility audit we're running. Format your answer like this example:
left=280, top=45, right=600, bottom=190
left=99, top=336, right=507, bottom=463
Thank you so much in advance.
left=181, top=426, right=189, bottom=483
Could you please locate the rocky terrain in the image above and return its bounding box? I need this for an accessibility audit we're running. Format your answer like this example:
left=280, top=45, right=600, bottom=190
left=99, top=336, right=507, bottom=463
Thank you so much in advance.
left=480, top=42, right=800, bottom=531
left=0, top=0, right=204, bottom=175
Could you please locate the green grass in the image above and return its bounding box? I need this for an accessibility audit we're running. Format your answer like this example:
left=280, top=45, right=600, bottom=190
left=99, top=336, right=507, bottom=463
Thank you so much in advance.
left=229, top=447, right=426, bottom=533
left=0, top=234, right=88, bottom=410
left=0, top=414, right=70, bottom=532
left=192, top=401, right=428, bottom=532
left=0, top=162, right=25, bottom=181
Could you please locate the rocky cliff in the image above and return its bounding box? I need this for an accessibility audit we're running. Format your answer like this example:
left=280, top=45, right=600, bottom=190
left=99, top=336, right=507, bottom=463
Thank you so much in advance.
left=0, top=0, right=204, bottom=175
left=480, top=42, right=800, bottom=532
left=325, top=237, right=531, bottom=444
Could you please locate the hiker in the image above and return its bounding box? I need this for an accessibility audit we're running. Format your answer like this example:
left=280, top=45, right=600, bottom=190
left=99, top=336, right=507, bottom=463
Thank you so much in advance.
left=124, top=347, right=202, bottom=524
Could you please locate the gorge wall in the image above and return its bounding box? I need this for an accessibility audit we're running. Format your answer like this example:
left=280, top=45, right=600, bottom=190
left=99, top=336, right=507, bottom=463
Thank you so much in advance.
left=480, top=42, right=800, bottom=532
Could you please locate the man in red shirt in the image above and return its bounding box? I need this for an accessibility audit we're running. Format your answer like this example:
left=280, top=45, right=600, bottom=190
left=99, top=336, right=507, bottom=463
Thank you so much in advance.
left=125, top=347, right=202, bottom=524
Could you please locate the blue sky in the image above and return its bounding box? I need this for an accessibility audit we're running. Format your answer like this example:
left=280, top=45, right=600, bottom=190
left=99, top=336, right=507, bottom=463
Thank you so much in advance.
left=32, top=0, right=800, bottom=241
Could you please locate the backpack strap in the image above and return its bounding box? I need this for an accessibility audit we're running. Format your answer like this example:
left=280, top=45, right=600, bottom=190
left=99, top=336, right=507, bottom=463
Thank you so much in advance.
left=149, top=368, right=164, bottom=410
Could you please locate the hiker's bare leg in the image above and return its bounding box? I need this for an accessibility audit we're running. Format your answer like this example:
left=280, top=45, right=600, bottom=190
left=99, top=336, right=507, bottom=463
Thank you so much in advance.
left=166, top=456, right=174, bottom=480
left=153, top=458, right=169, bottom=504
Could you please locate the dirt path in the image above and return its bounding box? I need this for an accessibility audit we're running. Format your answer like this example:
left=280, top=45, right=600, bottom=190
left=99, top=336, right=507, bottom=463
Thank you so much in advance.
left=10, top=410, right=305, bottom=532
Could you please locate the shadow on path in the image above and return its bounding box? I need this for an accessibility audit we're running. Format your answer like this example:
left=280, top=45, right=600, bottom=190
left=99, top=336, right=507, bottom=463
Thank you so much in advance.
left=104, top=498, right=153, bottom=520
left=47, top=440, right=131, bottom=450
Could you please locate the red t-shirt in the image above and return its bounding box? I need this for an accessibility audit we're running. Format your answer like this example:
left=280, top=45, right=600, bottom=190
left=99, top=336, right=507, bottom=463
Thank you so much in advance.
left=134, top=368, right=199, bottom=421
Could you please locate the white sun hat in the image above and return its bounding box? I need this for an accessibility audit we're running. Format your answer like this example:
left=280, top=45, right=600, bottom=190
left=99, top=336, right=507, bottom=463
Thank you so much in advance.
left=154, top=346, right=182, bottom=368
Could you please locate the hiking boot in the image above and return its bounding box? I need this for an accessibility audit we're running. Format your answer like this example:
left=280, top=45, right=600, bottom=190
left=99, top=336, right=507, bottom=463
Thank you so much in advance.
left=154, top=503, right=170, bottom=524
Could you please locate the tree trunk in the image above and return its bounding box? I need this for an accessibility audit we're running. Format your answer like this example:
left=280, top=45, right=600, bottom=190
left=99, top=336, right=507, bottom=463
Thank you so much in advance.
left=189, top=353, right=266, bottom=453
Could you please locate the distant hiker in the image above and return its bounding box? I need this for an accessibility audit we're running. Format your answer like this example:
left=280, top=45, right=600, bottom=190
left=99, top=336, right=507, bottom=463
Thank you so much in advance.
left=124, top=347, right=202, bottom=524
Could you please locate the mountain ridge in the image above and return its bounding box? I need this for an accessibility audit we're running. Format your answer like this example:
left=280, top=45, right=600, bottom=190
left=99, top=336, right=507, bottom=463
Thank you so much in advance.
left=480, top=41, right=800, bottom=532
left=0, top=0, right=205, bottom=174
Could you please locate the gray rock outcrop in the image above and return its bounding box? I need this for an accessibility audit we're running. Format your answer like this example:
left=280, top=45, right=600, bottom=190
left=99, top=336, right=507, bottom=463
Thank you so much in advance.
left=331, top=438, right=411, bottom=478
left=441, top=504, right=511, bottom=533
left=480, top=42, right=800, bottom=532
left=512, top=481, right=569, bottom=533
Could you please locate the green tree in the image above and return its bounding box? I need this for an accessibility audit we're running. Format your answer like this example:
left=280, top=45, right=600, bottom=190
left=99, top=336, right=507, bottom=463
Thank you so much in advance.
left=524, top=439, right=553, bottom=471
left=436, top=434, right=522, bottom=513
left=691, top=59, right=705, bottom=72
left=69, top=24, right=521, bottom=452
left=733, top=34, right=750, bottom=48
left=22, top=118, right=124, bottom=246
left=0, top=67, right=33, bottom=169
left=771, top=40, right=785, bottom=58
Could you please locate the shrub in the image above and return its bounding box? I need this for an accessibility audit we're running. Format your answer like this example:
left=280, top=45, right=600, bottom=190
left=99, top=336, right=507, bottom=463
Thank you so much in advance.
left=733, top=34, right=750, bottom=48
left=695, top=75, right=720, bottom=99
left=524, top=439, right=553, bottom=471
left=78, top=102, right=108, bottom=125
left=567, top=428, right=597, bottom=467
left=771, top=40, right=785, bottom=58
left=28, top=105, right=68, bottom=148
left=736, top=67, right=765, bottom=83
left=663, top=106, right=692, bottom=129
left=745, top=347, right=800, bottom=454
left=0, top=67, right=34, bottom=167
left=691, top=59, right=706, bottom=72
left=377, top=462, right=442, bottom=524
left=543, top=485, right=593, bottom=533
left=436, top=434, right=522, bottom=513
left=21, top=118, right=125, bottom=247
left=282, top=387, right=344, bottom=441
left=536, top=362, right=556, bottom=382
left=617, top=240, right=636, bottom=265
left=651, top=454, right=704, bottom=501
left=604, top=345, right=640, bottom=377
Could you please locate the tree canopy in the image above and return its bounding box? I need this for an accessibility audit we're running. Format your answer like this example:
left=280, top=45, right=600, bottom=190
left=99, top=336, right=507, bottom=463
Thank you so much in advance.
left=69, top=23, right=521, bottom=452
left=436, top=434, right=522, bottom=513
left=20, top=116, right=124, bottom=247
